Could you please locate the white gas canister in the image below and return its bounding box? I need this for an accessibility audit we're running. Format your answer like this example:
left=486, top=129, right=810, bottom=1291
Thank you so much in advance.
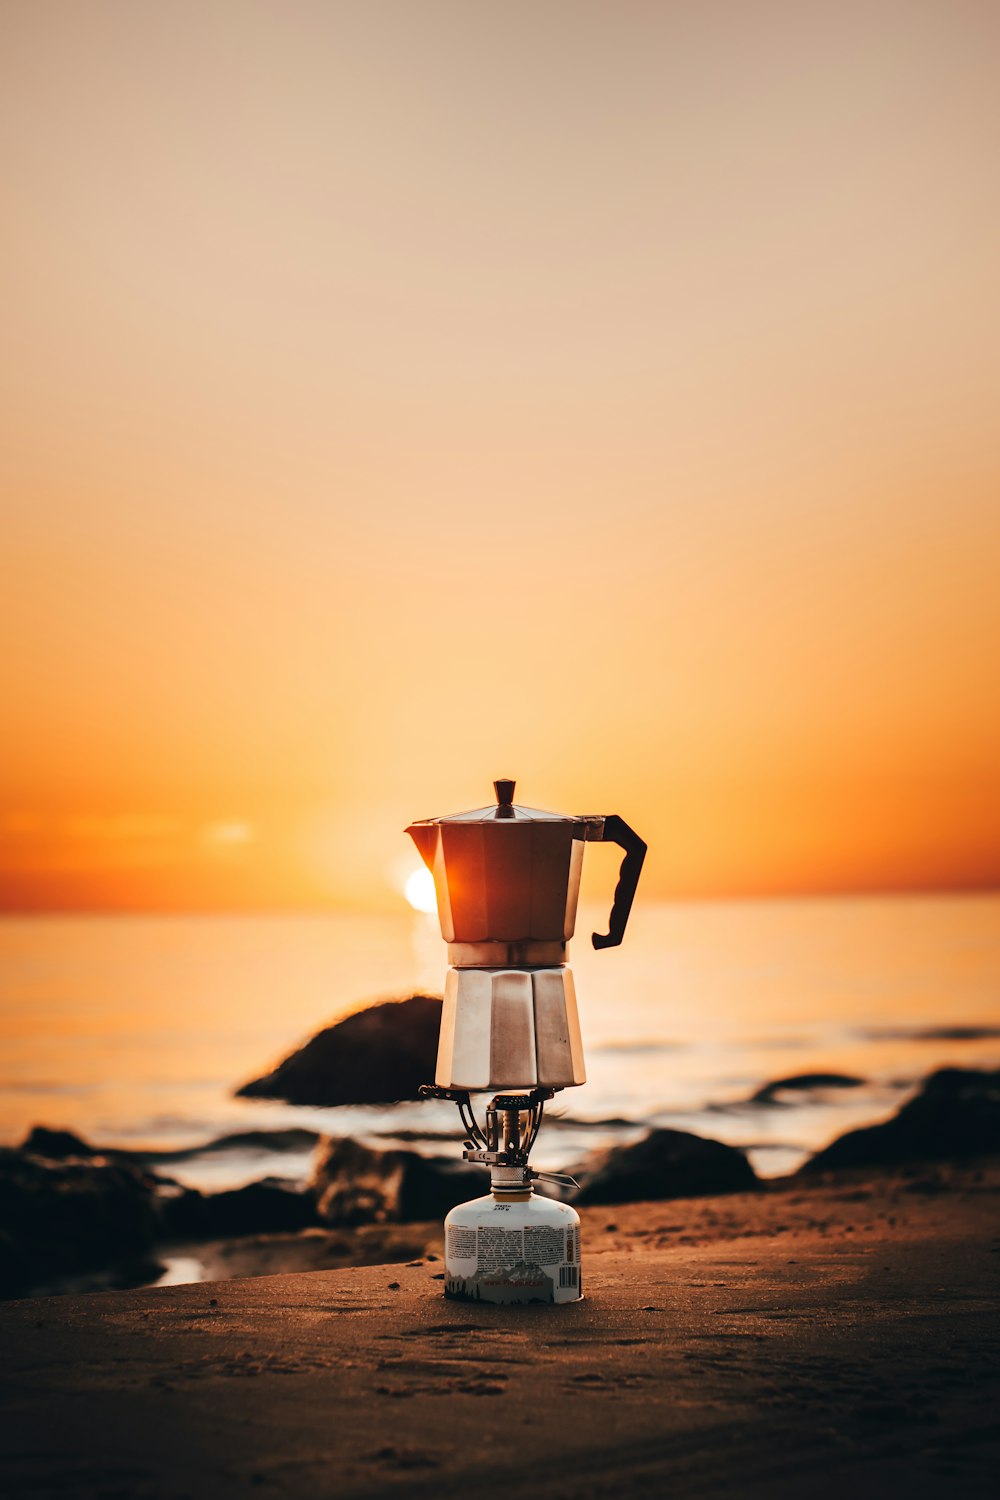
left=444, top=1186, right=582, bottom=1304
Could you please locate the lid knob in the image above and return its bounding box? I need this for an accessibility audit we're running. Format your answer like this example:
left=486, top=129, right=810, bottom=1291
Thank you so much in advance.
left=494, top=778, right=516, bottom=817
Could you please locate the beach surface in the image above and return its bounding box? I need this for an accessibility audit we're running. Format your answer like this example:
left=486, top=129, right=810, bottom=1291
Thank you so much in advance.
left=2, top=1167, right=997, bottom=1500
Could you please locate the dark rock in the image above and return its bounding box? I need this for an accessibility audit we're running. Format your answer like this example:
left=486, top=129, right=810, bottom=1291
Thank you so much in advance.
left=311, top=1138, right=483, bottom=1225
left=750, top=1073, right=864, bottom=1105
left=801, top=1067, right=1000, bottom=1174
left=135, top=1128, right=321, bottom=1164
left=158, top=1178, right=319, bottom=1241
left=20, top=1125, right=99, bottom=1158
left=918, top=1027, right=1000, bottom=1041
left=0, top=1144, right=159, bottom=1298
left=859, top=1025, right=1000, bottom=1042
left=235, top=995, right=442, bottom=1106
left=1, top=1129, right=324, bottom=1295
left=24, top=1125, right=322, bottom=1168
left=574, top=1128, right=757, bottom=1206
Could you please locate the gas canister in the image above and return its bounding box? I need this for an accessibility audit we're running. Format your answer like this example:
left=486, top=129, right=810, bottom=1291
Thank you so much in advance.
left=444, top=1177, right=581, bottom=1305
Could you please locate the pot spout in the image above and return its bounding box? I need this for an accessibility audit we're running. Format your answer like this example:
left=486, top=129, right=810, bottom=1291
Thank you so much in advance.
left=405, top=823, right=439, bottom=871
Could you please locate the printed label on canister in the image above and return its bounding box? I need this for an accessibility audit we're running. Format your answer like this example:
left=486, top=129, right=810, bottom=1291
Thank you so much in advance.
left=445, top=1221, right=580, bottom=1304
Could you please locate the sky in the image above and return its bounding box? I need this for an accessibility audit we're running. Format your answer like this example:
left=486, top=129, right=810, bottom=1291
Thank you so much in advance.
left=2, top=0, right=999, bottom=912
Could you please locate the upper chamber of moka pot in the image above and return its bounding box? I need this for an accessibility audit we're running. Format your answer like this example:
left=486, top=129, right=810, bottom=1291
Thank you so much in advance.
left=406, top=780, right=646, bottom=1091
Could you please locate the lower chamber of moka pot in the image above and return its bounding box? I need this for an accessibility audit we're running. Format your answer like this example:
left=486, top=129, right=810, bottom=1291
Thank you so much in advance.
left=436, top=966, right=586, bottom=1091
left=444, top=1181, right=582, bottom=1305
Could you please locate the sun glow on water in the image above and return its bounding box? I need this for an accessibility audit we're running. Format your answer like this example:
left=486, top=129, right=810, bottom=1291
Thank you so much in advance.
left=404, top=866, right=438, bottom=913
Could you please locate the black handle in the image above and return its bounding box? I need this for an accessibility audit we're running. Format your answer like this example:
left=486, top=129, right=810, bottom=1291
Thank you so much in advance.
left=592, top=814, right=647, bottom=950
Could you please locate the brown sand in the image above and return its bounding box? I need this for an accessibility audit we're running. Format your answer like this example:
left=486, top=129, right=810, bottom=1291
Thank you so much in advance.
left=2, top=1167, right=998, bottom=1499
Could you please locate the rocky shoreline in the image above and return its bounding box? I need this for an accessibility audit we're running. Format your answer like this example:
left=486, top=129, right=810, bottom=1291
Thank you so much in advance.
left=2, top=1065, right=997, bottom=1300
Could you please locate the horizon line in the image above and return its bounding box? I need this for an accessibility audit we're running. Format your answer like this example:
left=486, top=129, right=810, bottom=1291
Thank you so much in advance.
left=1, top=882, right=998, bottom=918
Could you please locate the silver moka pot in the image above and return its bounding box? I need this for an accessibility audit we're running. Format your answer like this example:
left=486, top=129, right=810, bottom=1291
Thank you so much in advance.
left=406, top=779, right=646, bottom=1092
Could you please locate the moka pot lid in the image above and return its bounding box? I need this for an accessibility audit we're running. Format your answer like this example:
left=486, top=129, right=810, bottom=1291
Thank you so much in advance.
left=406, top=778, right=575, bottom=827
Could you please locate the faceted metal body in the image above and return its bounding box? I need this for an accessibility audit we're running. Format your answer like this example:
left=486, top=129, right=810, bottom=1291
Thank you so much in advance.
left=436, top=967, right=586, bottom=1091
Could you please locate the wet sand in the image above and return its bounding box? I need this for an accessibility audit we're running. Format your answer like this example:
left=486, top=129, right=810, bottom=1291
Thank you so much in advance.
left=2, top=1167, right=998, bottom=1499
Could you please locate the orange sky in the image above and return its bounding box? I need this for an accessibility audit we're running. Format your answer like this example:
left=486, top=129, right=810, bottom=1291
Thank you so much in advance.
left=2, top=1, right=999, bottom=912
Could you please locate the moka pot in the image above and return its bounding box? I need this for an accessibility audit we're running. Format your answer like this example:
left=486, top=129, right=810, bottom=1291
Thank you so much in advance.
left=406, top=779, right=646, bottom=1091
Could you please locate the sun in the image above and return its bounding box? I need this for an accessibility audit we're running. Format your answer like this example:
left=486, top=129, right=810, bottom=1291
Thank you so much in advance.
left=404, top=866, right=438, bottom=914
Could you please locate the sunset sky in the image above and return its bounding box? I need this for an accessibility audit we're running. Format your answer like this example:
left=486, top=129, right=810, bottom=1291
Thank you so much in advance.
left=2, top=0, right=999, bottom=912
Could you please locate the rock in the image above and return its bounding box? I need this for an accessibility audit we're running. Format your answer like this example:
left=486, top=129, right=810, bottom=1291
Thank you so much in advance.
left=860, top=1024, right=1000, bottom=1042
left=0, top=1143, right=159, bottom=1298
left=750, top=1073, right=864, bottom=1105
left=235, top=995, right=442, bottom=1106
left=23, top=1125, right=323, bottom=1168
left=802, top=1067, right=1000, bottom=1173
left=311, top=1138, right=483, bottom=1225
left=136, top=1128, right=321, bottom=1165
left=158, top=1178, right=319, bottom=1241
left=0, top=1128, right=323, bottom=1295
left=574, top=1128, right=757, bottom=1206
left=19, top=1126, right=99, bottom=1159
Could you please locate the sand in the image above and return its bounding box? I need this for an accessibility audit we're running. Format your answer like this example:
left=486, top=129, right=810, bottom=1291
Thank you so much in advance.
left=2, top=1166, right=998, bottom=1499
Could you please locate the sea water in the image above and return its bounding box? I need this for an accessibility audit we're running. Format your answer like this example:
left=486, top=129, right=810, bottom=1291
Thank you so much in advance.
left=1, top=896, right=998, bottom=1186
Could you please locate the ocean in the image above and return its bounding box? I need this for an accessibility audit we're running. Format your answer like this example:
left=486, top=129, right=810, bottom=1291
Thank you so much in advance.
left=2, top=896, right=999, bottom=1190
